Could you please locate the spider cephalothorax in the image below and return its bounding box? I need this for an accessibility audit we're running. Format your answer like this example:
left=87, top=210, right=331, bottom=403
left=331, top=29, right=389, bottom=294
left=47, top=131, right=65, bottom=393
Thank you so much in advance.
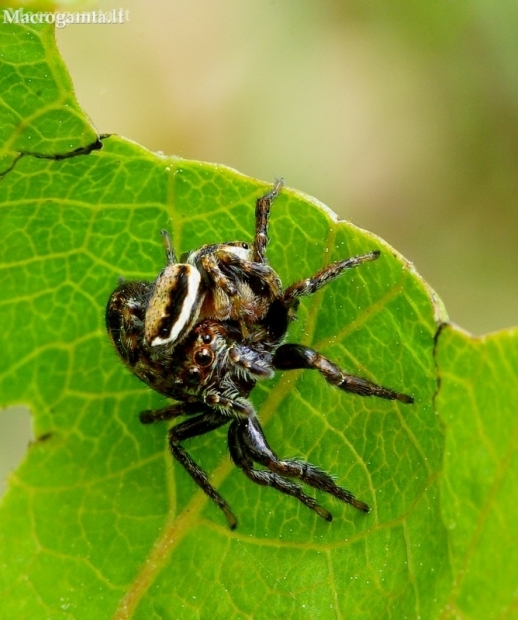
left=106, top=181, right=413, bottom=529
left=141, top=183, right=284, bottom=349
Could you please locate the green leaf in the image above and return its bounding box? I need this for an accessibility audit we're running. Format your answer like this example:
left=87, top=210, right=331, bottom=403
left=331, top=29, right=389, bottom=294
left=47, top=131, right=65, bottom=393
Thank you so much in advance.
left=1, top=20, right=517, bottom=620
left=436, top=324, right=518, bottom=619
left=0, top=17, right=97, bottom=169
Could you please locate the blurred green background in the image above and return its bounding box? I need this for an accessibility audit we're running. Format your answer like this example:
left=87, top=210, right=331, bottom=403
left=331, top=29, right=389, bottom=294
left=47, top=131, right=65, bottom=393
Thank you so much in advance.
left=1, top=0, right=517, bottom=493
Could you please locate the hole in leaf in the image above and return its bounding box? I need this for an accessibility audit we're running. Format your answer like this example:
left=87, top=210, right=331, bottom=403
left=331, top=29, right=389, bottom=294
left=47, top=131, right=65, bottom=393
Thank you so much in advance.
left=0, top=405, right=32, bottom=497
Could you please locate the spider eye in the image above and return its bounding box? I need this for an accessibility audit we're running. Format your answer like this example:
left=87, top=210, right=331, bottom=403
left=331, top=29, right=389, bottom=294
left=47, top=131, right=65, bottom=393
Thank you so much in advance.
left=202, top=334, right=212, bottom=344
left=241, top=242, right=249, bottom=249
left=194, top=347, right=214, bottom=367
left=185, top=366, right=201, bottom=385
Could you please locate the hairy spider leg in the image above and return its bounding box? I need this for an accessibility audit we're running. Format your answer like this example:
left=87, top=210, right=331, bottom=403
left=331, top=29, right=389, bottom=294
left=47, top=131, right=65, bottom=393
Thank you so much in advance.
left=282, top=251, right=381, bottom=306
left=139, top=402, right=202, bottom=424
left=197, top=249, right=279, bottom=295
left=212, top=249, right=276, bottom=281
left=227, top=419, right=333, bottom=521
left=167, top=411, right=238, bottom=529
left=160, top=229, right=177, bottom=264
left=237, top=417, right=369, bottom=514
left=228, top=343, right=275, bottom=379
left=253, top=179, right=284, bottom=263
left=273, top=344, right=414, bottom=404
left=198, top=252, right=239, bottom=296
left=203, top=391, right=259, bottom=419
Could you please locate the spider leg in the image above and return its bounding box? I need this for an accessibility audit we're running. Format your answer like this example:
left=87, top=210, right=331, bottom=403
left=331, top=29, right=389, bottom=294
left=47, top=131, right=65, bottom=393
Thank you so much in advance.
left=239, top=417, right=369, bottom=514
left=139, top=401, right=203, bottom=424
left=273, top=344, right=414, bottom=404
left=160, top=229, right=177, bottom=264
left=227, top=419, right=333, bottom=521
left=168, top=411, right=237, bottom=529
left=228, top=343, right=275, bottom=379
left=213, top=251, right=276, bottom=281
left=282, top=251, right=380, bottom=306
left=199, top=253, right=238, bottom=296
left=253, top=179, right=283, bottom=263
left=199, top=250, right=278, bottom=297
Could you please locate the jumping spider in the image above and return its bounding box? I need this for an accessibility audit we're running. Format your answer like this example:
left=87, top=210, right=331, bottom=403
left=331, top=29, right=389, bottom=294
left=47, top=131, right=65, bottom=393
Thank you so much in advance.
left=106, top=181, right=413, bottom=529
